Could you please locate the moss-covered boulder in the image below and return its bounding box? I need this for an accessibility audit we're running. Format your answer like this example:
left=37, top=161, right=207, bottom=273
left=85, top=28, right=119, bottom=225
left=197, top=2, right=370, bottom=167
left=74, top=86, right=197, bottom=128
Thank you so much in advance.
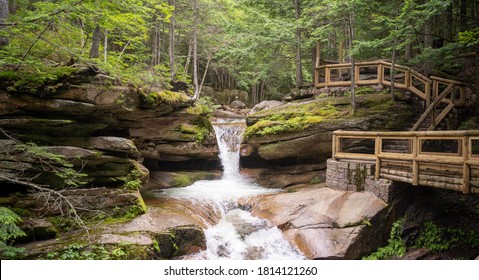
left=242, top=94, right=414, bottom=166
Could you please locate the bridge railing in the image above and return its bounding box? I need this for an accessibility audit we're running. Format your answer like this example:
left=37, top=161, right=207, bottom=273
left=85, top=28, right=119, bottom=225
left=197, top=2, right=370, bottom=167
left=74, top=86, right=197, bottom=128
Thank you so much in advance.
left=315, top=61, right=467, bottom=104
left=332, top=130, right=479, bottom=194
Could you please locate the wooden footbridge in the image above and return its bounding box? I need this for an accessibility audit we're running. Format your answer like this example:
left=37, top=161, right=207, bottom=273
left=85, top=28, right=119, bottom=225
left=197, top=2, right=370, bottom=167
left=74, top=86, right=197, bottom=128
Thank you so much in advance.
left=315, top=60, right=477, bottom=194
left=332, top=130, right=479, bottom=194
left=315, top=60, right=469, bottom=131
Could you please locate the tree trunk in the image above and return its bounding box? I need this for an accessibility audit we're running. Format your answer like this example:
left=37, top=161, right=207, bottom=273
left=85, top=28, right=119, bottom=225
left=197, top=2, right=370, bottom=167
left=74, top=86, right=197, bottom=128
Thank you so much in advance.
left=0, top=0, right=9, bottom=46
left=169, top=0, right=176, bottom=81
left=349, top=9, right=356, bottom=115
left=150, top=14, right=159, bottom=66
left=199, top=54, right=211, bottom=96
left=103, top=29, right=108, bottom=63
left=294, top=0, right=303, bottom=88
left=89, top=24, right=101, bottom=59
left=184, top=41, right=192, bottom=79
left=192, top=0, right=199, bottom=101
left=390, top=45, right=397, bottom=101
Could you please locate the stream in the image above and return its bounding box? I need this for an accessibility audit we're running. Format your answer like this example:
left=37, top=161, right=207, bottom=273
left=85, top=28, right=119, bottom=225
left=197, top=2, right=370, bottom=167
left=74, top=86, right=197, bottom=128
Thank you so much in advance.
left=152, top=119, right=304, bottom=260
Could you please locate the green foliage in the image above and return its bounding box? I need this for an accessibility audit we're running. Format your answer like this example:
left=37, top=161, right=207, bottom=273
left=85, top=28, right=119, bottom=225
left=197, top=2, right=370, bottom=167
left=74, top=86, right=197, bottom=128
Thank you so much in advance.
left=413, top=222, right=479, bottom=252
left=120, top=169, right=143, bottom=190
left=152, top=239, right=161, bottom=254
left=15, top=143, right=88, bottom=188
left=363, top=217, right=406, bottom=260
left=0, top=207, right=26, bottom=259
left=46, top=242, right=137, bottom=260
left=187, top=96, right=217, bottom=117
left=0, top=65, right=75, bottom=96
left=458, top=27, right=479, bottom=48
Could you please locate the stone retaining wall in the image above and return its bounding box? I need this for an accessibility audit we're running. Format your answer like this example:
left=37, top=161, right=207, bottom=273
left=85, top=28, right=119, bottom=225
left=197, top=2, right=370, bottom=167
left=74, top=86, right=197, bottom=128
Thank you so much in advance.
left=326, top=158, right=408, bottom=203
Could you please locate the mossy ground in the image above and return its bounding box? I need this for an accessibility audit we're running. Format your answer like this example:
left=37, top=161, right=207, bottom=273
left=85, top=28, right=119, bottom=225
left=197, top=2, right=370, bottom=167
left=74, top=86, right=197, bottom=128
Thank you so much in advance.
left=144, top=90, right=191, bottom=107
left=245, top=93, right=404, bottom=139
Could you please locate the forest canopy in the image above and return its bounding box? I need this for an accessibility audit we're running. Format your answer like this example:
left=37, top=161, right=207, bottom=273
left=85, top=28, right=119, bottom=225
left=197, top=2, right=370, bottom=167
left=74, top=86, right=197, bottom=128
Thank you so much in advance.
left=0, top=0, right=478, bottom=104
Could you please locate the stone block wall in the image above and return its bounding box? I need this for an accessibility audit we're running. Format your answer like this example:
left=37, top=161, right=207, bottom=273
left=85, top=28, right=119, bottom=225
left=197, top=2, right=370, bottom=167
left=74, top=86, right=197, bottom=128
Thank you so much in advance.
left=326, top=158, right=408, bottom=203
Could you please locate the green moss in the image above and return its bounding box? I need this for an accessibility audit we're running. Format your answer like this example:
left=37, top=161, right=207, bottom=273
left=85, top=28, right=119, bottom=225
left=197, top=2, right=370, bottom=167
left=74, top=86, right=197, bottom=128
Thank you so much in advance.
left=176, top=117, right=213, bottom=143
left=245, top=115, right=327, bottom=139
left=172, top=174, right=192, bottom=188
left=145, top=90, right=190, bottom=107
left=346, top=163, right=367, bottom=192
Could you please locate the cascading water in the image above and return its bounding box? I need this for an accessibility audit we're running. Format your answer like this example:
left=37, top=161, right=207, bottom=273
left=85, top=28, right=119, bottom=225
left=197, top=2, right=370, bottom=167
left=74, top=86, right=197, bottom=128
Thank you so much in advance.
left=155, top=119, right=304, bottom=260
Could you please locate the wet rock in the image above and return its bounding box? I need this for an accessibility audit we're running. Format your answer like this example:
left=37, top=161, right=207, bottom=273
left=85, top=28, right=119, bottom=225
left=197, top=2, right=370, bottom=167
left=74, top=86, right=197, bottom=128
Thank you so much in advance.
left=242, top=187, right=391, bottom=259
left=224, top=209, right=268, bottom=238
left=242, top=163, right=326, bottom=189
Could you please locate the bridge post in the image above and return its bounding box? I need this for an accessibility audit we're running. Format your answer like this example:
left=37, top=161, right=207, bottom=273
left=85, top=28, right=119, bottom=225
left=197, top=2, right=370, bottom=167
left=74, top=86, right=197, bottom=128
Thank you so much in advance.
left=463, top=136, right=471, bottom=194
left=374, top=136, right=380, bottom=179
left=412, top=136, right=419, bottom=186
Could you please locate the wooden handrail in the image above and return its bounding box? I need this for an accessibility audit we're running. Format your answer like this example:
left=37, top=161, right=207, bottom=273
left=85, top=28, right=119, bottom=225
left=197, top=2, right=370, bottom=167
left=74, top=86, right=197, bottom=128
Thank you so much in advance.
left=315, top=60, right=469, bottom=131
left=332, top=130, right=479, bottom=194
left=411, top=83, right=454, bottom=131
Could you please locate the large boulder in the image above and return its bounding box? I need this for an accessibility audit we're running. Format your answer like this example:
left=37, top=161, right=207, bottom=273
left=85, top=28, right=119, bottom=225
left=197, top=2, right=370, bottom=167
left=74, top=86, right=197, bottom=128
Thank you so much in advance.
left=242, top=94, right=414, bottom=166
left=230, top=100, right=247, bottom=109
left=241, top=186, right=400, bottom=259
left=250, top=100, right=284, bottom=114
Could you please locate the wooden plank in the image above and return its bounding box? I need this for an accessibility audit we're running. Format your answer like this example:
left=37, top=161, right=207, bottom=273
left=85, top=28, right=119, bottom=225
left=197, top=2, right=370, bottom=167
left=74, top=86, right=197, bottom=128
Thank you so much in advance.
left=409, top=87, right=427, bottom=100
left=378, top=153, right=414, bottom=160
left=466, top=159, right=479, bottom=166
left=381, top=173, right=413, bottom=184
left=357, top=80, right=379, bottom=86
left=430, top=76, right=467, bottom=86
left=415, top=156, right=464, bottom=165
left=428, top=103, right=455, bottom=131
left=418, top=174, right=463, bottom=184
left=328, top=81, right=352, bottom=87
left=412, top=136, right=419, bottom=186
left=334, top=153, right=376, bottom=161
left=418, top=180, right=462, bottom=191
left=380, top=168, right=413, bottom=178
left=333, top=130, right=479, bottom=138
left=411, top=83, right=454, bottom=131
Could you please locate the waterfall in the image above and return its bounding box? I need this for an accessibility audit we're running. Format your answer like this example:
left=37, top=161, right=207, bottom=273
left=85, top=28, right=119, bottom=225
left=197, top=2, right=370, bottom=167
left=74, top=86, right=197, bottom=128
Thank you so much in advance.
left=212, top=119, right=246, bottom=180
left=154, top=119, right=304, bottom=260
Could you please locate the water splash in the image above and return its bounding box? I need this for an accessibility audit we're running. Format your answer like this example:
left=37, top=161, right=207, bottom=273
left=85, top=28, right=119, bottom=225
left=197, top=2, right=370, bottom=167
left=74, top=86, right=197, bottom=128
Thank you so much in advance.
left=155, top=118, right=304, bottom=260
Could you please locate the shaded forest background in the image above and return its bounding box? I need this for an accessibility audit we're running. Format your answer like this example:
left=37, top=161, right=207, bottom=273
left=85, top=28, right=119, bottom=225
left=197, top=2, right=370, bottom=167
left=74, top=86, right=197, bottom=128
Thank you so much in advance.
left=0, top=0, right=478, bottom=105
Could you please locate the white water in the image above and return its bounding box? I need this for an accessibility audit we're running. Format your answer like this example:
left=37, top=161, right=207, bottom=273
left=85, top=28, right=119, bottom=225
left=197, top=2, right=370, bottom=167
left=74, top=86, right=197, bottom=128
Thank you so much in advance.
left=155, top=118, right=304, bottom=260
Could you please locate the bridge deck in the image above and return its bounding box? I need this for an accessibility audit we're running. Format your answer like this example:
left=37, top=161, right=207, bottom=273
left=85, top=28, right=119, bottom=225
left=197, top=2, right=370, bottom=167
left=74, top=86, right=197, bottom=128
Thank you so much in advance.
left=332, top=130, right=479, bottom=194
